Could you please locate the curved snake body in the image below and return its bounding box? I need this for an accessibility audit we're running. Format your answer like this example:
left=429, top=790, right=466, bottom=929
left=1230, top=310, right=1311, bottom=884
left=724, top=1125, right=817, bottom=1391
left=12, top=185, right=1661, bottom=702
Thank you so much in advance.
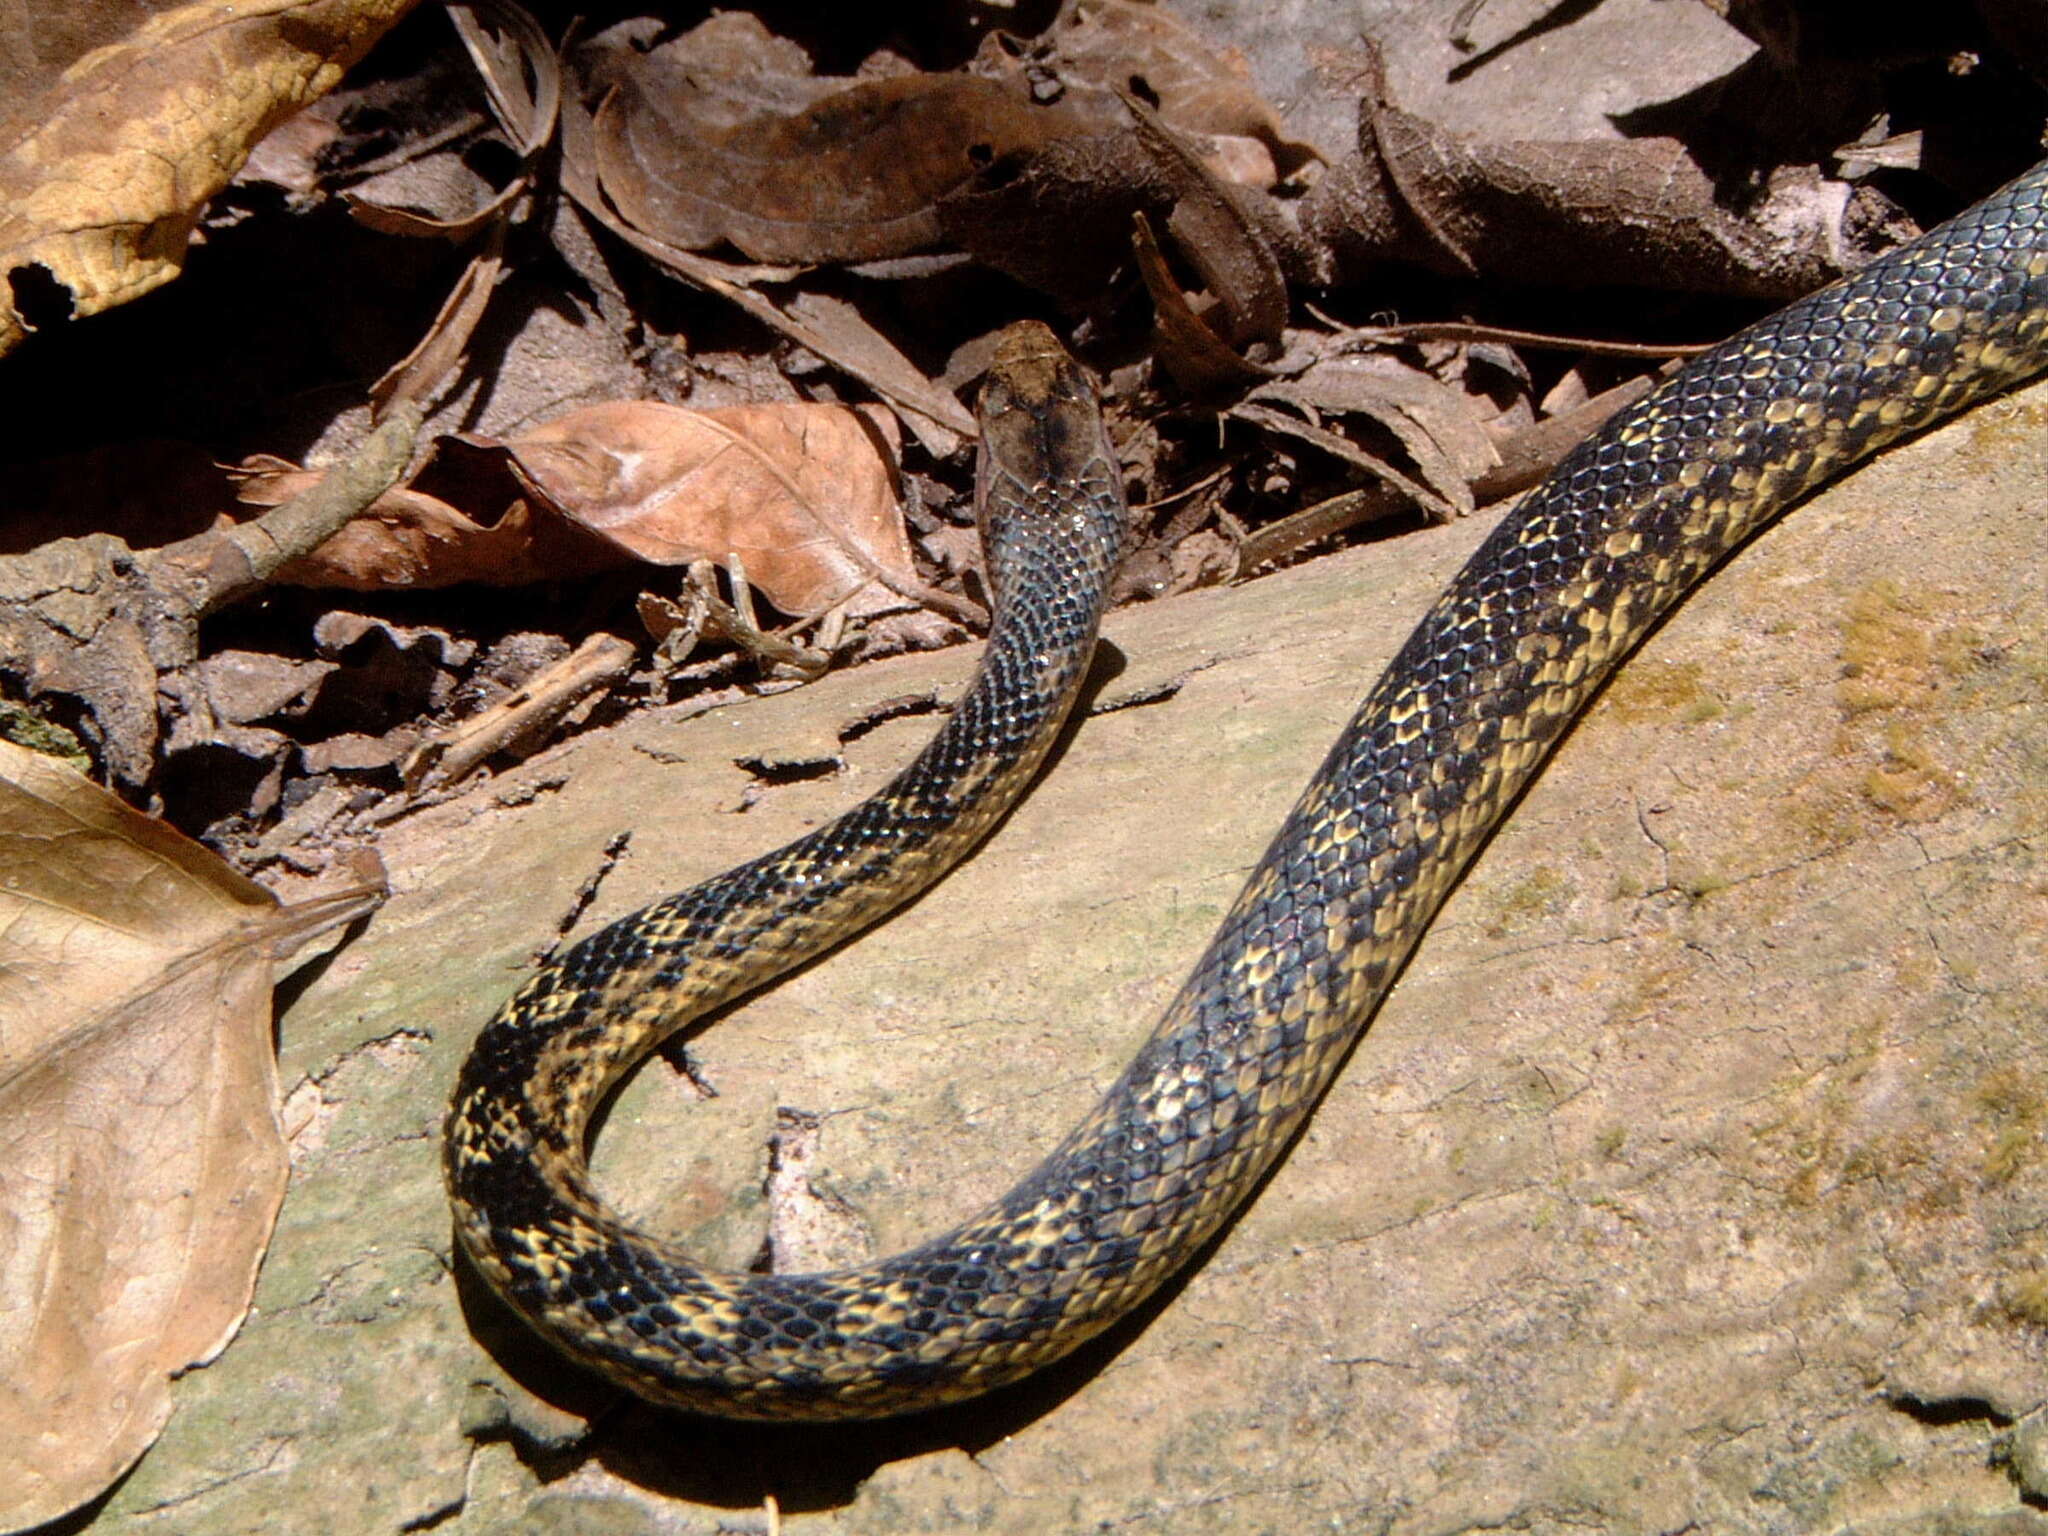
left=449, top=160, right=2048, bottom=1419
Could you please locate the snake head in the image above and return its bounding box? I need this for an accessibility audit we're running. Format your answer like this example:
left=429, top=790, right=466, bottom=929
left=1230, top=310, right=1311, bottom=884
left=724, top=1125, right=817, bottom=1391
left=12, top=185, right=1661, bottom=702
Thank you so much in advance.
left=975, top=320, right=1114, bottom=514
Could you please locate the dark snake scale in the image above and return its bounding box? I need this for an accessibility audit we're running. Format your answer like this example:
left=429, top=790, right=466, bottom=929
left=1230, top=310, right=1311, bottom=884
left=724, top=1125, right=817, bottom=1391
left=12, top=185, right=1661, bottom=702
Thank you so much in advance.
left=448, top=160, right=2048, bottom=1419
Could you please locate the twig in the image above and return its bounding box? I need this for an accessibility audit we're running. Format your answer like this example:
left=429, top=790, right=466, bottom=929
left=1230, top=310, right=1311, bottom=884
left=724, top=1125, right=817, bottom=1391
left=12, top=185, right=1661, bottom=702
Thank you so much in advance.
left=146, top=404, right=424, bottom=617
left=1235, top=370, right=1658, bottom=571
left=401, top=632, right=636, bottom=792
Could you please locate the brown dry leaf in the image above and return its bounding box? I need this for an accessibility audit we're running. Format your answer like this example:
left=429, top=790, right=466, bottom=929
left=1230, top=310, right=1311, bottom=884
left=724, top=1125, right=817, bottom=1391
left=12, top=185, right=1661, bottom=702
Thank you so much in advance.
left=344, top=0, right=558, bottom=248
left=498, top=401, right=919, bottom=620
left=937, top=1, right=1314, bottom=306
left=556, top=76, right=974, bottom=454
left=0, top=0, right=420, bottom=357
left=448, top=0, right=559, bottom=160
left=935, top=4, right=1312, bottom=309
left=1121, top=92, right=1289, bottom=355
left=1248, top=354, right=1504, bottom=518
left=1132, top=210, right=1273, bottom=394
left=229, top=449, right=623, bottom=591
left=1230, top=398, right=1461, bottom=524
left=1052, top=0, right=1318, bottom=182
left=575, top=10, right=831, bottom=132
left=936, top=127, right=1172, bottom=308
left=595, top=67, right=1072, bottom=264
left=0, top=741, right=381, bottom=1531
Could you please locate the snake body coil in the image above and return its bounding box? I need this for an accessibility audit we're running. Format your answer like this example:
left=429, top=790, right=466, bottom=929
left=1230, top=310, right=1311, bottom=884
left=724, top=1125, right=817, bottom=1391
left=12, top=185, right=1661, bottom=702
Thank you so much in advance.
left=449, top=162, right=2048, bottom=1419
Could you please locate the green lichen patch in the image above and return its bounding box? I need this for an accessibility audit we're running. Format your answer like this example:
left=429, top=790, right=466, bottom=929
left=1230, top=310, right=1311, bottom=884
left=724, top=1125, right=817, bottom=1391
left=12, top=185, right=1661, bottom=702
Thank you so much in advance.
left=1599, top=656, right=1722, bottom=724
left=1975, top=1066, right=2046, bottom=1189
left=1998, top=1270, right=2048, bottom=1328
left=1482, top=864, right=1570, bottom=937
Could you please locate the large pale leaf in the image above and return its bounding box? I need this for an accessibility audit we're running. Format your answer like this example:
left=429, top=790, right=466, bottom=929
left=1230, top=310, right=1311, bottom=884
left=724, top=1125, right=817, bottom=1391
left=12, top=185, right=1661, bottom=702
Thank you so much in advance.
left=0, top=740, right=373, bottom=1531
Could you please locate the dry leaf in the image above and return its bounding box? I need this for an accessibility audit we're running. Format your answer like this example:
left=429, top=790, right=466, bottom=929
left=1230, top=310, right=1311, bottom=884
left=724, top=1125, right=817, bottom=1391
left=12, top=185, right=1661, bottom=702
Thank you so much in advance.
left=0, top=741, right=380, bottom=1531
left=937, top=128, right=1173, bottom=308
left=586, top=18, right=1074, bottom=264
left=366, top=233, right=507, bottom=419
left=556, top=76, right=975, bottom=454
left=499, top=400, right=918, bottom=619
left=366, top=5, right=556, bottom=226
left=448, top=0, right=560, bottom=160
left=1132, top=210, right=1274, bottom=393
left=1122, top=93, right=1288, bottom=355
left=232, top=400, right=933, bottom=619
left=1230, top=398, right=1461, bottom=523
left=595, top=72, right=1063, bottom=264
left=935, top=2, right=1310, bottom=309
left=229, top=450, right=623, bottom=591
left=1051, top=0, right=1318, bottom=180
left=0, top=0, right=418, bottom=356
left=1248, top=355, right=1504, bottom=518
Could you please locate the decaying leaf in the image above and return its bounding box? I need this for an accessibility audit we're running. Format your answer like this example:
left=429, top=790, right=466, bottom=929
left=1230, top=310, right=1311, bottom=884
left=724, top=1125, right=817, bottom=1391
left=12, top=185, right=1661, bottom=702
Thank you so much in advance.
left=498, top=400, right=920, bottom=620
left=594, top=56, right=1072, bottom=264
left=0, top=0, right=420, bottom=356
left=1131, top=210, right=1274, bottom=393
left=448, top=0, right=559, bottom=161
left=1230, top=398, right=1460, bottom=524
left=1247, top=353, right=1505, bottom=519
left=555, top=72, right=976, bottom=454
left=0, top=741, right=381, bottom=1531
left=1305, top=89, right=1883, bottom=299
left=1122, top=92, right=1289, bottom=356
left=232, top=401, right=939, bottom=622
left=1052, top=0, right=1318, bottom=182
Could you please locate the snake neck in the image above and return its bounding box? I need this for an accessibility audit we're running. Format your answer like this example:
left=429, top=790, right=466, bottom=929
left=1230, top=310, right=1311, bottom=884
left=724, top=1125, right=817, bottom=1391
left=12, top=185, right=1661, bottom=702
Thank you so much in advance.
left=449, top=460, right=1124, bottom=1141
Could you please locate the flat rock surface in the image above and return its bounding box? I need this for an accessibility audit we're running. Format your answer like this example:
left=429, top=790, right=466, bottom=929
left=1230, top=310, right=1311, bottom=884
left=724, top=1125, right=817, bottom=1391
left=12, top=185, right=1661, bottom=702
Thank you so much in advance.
left=71, top=371, right=2048, bottom=1536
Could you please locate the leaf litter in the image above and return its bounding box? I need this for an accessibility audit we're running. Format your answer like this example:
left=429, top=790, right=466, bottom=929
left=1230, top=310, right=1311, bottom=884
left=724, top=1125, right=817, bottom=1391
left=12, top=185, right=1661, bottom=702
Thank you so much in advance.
left=0, top=0, right=2042, bottom=1525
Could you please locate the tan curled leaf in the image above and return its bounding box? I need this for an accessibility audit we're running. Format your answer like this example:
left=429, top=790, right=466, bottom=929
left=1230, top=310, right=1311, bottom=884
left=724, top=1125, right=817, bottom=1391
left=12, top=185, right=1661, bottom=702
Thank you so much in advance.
left=1132, top=209, right=1273, bottom=394
left=1250, top=355, right=1504, bottom=519
left=0, top=741, right=380, bottom=1531
left=0, top=0, right=420, bottom=357
left=500, top=400, right=918, bottom=620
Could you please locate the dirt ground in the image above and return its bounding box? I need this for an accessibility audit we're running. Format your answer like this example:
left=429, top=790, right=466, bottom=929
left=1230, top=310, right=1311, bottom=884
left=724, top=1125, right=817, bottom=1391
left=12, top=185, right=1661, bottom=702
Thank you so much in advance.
left=80, top=373, right=2048, bottom=1536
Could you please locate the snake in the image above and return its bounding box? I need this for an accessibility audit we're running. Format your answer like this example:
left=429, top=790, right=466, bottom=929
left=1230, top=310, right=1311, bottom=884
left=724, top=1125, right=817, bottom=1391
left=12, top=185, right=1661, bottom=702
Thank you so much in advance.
left=447, top=157, right=2048, bottom=1421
